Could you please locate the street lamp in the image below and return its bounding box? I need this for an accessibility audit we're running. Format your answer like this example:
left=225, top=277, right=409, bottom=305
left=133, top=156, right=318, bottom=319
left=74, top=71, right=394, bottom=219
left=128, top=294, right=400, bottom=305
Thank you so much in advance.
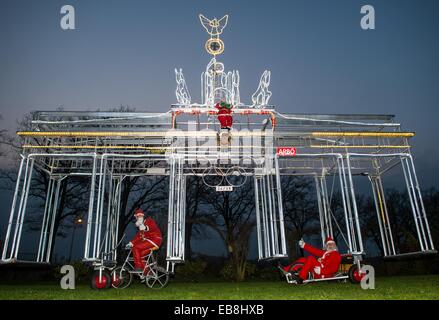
left=68, top=215, right=84, bottom=262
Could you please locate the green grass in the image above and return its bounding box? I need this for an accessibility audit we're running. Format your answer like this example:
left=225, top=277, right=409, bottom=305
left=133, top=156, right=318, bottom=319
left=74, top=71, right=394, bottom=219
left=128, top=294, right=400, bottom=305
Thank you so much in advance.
left=0, top=275, right=438, bottom=300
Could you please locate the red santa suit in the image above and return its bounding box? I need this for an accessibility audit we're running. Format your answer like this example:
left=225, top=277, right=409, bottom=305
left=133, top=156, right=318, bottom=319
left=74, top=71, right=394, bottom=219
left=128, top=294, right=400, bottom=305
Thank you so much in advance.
left=130, top=210, right=162, bottom=271
left=215, top=102, right=233, bottom=129
left=296, top=238, right=341, bottom=280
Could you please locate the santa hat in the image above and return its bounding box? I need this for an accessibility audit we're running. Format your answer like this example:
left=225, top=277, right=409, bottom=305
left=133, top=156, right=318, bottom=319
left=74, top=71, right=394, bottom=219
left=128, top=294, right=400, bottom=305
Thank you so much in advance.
left=325, top=236, right=336, bottom=245
left=133, top=208, right=145, bottom=218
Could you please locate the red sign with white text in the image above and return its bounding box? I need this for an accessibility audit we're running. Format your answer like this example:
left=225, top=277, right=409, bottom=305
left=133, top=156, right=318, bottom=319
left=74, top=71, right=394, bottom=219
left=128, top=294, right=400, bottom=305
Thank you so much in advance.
left=276, top=147, right=297, bottom=157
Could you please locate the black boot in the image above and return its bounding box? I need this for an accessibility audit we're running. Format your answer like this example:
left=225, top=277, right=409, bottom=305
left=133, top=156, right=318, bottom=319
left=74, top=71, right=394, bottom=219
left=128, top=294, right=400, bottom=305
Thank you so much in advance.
left=291, top=273, right=303, bottom=284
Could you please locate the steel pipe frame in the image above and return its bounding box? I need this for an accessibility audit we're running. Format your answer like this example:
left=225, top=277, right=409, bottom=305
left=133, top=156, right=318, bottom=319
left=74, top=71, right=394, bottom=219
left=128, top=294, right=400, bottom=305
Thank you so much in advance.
left=368, top=175, right=396, bottom=256
left=45, top=177, right=65, bottom=262
left=37, top=176, right=67, bottom=263
left=102, top=162, right=124, bottom=261
left=1, top=156, right=25, bottom=261
left=276, top=153, right=362, bottom=256
left=0, top=151, right=355, bottom=265
left=315, top=174, right=334, bottom=247
left=254, top=155, right=287, bottom=260
left=376, top=176, right=396, bottom=255
left=22, top=153, right=96, bottom=263
left=344, top=156, right=365, bottom=254
left=37, top=176, right=54, bottom=262
left=84, top=154, right=166, bottom=261
left=347, top=153, right=435, bottom=254
left=254, top=176, right=263, bottom=260
left=166, top=155, right=176, bottom=263
left=103, top=161, right=114, bottom=258
left=1, top=153, right=73, bottom=262
left=4, top=148, right=432, bottom=266
left=275, top=156, right=287, bottom=256
left=401, top=157, right=431, bottom=252
left=407, top=156, right=434, bottom=251
left=110, top=176, right=123, bottom=261
left=9, top=157, right=34, bottom=260
left=166, top=154, right=187, bottom=268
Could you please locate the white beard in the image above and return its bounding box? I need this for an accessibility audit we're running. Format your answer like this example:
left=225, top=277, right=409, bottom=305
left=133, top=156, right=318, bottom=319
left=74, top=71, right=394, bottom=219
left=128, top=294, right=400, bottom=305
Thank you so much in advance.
left=138, top=224, right=146, bottom=231
left=135, top=217, right=144, bottom=227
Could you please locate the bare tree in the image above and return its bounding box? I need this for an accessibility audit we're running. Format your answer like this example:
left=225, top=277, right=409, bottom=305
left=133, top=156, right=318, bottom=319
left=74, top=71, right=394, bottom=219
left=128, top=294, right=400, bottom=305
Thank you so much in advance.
left=184, top=176, right=210, bottom=259
left=200, top=178, right=255, bottom=281
left=281, top=176, right=319, bottom=258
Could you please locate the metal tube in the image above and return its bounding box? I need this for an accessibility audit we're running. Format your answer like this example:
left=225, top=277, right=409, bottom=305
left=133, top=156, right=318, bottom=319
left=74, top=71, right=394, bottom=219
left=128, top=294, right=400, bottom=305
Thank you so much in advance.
left=369, top=176, right=388, bottom=256
left=96, top=157, right=107, bottom=258
left=254, top=176, right=263, bottom=260
left=181, top=174, right=187, bottom=260
left=401, top=157, right=425, bottom=251
left=275, top=155, right=287, bottom=256
left=175, top=156, right=181, bottom=259
left=9, top=157, right=30, bottom=259
left=319, top=177, right=330, bottom=238
left=45, top=177, right=62, bottom=262
left=377, top=176, right=396, bottom=255
left=321, top=176, right=333, bottom=237
left=315, top=176, right=326, bottom=246
left=113, top=176, right=123, bottom=260
left=84, top=154, right=97, bottom=259
left=40, top=177, right=56, bottom=262
left=37, top=178, right=53, bottom=262
left=403, top=158, right=427, bottom=246
left=260, top=174, right=271, bottom=257
left=339, top=157, right=356, bottom=252
left=408, top=155, right=435, bottom=250
left=2, top=156, right=25, bottom=260
left=345, top=155, right=364, bottom=253
left=104, top=167, right=114, bottom=255
left=337, top=157, right=353, bottom=253
left=260, top=177, right=269, bottom=258
left=14, top=158, right=35, bottom=259
left=93, top=156, right=104, bottom=258
left=265, top=161, right=277, bottom=255
left=166, top=156, right=175, bottom=260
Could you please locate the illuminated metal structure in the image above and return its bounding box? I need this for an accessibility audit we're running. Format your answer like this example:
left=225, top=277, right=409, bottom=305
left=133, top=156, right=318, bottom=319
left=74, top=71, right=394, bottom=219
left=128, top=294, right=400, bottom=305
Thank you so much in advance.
left=1, top=15, right=435, bottom=270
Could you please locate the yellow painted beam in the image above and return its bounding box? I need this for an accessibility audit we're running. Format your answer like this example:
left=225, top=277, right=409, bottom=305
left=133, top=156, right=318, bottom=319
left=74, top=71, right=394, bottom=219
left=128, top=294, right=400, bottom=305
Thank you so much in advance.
left=311, top=132, right=414, bottom=138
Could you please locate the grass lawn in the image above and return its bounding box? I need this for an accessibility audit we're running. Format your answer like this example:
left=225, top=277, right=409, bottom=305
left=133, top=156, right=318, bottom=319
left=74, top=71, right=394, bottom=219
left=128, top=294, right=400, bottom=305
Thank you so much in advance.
left=0, top=275, right=438, bottom=300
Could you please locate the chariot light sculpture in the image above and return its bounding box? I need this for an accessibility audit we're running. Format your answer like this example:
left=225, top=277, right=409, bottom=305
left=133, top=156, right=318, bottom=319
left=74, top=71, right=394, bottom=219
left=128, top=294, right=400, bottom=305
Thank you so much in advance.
left=1, top=14, right=435, bottom=276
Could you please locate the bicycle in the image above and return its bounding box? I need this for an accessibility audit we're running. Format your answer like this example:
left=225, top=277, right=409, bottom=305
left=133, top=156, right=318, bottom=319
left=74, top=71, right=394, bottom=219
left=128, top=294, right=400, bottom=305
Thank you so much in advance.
left=110, top=247, right=169, bottom=289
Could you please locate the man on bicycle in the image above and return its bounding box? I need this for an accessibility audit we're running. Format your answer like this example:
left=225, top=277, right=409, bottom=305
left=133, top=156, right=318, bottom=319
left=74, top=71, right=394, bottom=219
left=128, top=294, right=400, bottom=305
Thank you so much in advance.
left=126, top=208, right=162, bottom=274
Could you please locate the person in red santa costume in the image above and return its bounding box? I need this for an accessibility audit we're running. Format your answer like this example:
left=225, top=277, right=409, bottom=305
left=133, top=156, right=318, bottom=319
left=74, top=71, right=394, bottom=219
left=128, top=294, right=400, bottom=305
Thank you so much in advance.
left=215, top=101, right=233, bottom=130
left=125, top=208, right=162, bottom=273
left=290, top=236, right=341, bottom=284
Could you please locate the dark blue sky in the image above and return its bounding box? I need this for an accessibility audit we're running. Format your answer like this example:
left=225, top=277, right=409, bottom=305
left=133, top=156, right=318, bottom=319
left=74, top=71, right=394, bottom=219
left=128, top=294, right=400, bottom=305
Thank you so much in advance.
left=0, top=0, right=438, bottom=259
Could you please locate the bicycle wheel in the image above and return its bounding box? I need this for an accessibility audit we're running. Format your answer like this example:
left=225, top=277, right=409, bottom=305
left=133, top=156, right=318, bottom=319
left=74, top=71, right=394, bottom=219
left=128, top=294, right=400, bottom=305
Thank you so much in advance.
left=145, top=266, right=169, bottom=289
left=91, top=270, right=111, bottom=290
left=111, top=266, right=133, bottom=289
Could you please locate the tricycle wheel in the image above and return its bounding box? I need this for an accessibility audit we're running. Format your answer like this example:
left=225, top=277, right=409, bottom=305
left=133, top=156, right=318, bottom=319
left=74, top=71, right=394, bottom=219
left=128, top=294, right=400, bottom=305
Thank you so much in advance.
left=145, top=266, right=169, bottom=289
left=91, top=270, right=111, bottom=289
left=348, top=265, right=365, bottom=284
left=111, top=266, right=133, bottom=289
